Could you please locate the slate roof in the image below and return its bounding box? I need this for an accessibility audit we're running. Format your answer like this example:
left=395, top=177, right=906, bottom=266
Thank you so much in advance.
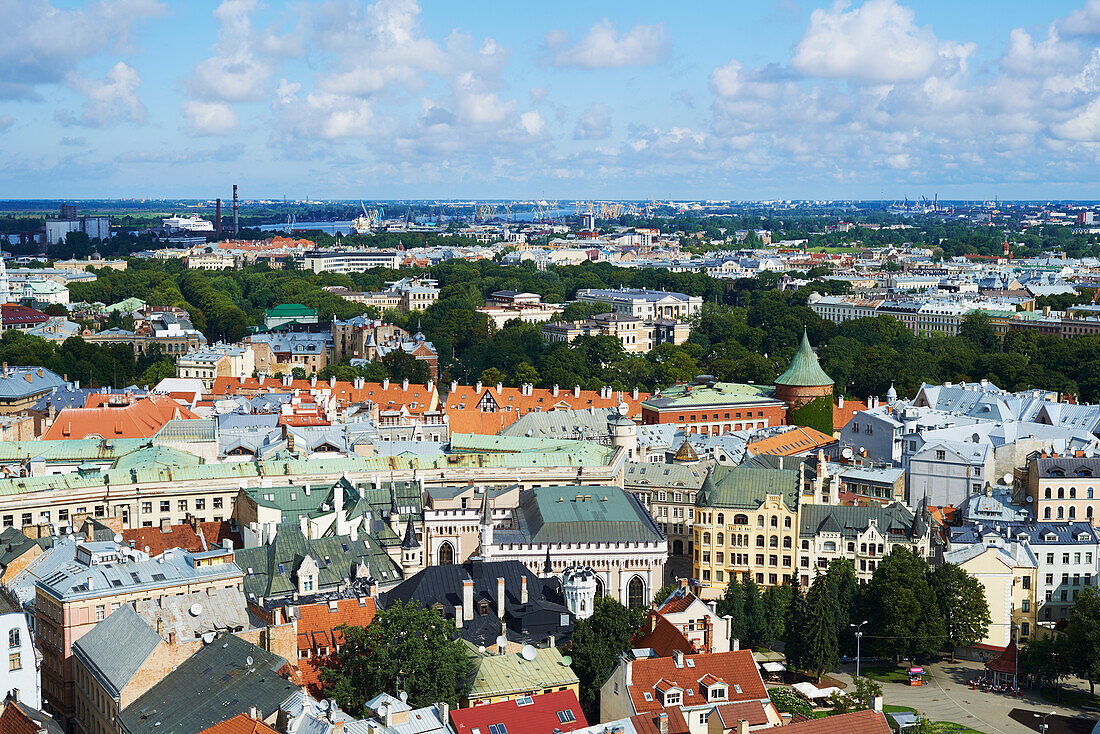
left=798, top=503, right=925, bottom=540
left=116, top=634, right=297, bottom=734
left=0, top=366, right=66, bottom=399
left=72, top=605, right=163, bottom=697
left=233, top=524, right=401, bottom=600
left=774, top=330, right=833, bottom=387
left=0, top=527, right=48, bottom=574
left=695, top=465, right=800, bottom=510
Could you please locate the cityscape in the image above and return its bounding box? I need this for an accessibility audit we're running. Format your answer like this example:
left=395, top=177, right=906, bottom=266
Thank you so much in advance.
left=4, top=2, right=1100, bottom=734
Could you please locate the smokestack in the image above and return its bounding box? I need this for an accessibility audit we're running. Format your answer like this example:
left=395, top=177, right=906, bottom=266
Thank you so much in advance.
left=215, top=198, right=222, bottom=238
left=233, top=184, right=239, bottom=235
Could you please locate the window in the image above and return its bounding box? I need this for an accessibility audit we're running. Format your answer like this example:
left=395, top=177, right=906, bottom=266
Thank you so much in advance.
left=557, top=710, right=576, bottom=724
left=8, top=629, right=18, bottom=649
left=178, top=500, right=188, bottom=512
left=141, top=502, right=152, bottom=514
left=213, top=497, right=223, bottom=509
left=8, top=653, right=20, bottom=671
left=936, top=450, right=946, bottom=461
left=488, top=725, right=508, bottom=734
left=95, top=605, right=105, bottom=621
left=160, top=501, right=170, bottom=512
left=195, top=498, right=206, bottom=510
left=515, top=696, right=533, bottom=706
left=1022, top=599, right=1030, bottom=612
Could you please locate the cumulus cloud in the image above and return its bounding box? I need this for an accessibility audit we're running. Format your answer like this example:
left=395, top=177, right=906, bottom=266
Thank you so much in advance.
left=574, top=103, right=611, bottom=140
left=182, top=100, right=239, bottom=135
left=1052, top=97, right=1100, bottom=140
left=548, top=19, right=670, bottom=69
left=0, top=0, right=164, bottom=99
left=792, top=0, right=973, bottom=83
left=63, top=62, right=146, bottom=126
left=1063, top=0, right=1100, bottom=35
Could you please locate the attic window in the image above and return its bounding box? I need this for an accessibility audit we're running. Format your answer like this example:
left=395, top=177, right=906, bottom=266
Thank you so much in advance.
left=686, top=659, right=695, bottom=667
left=515, top=696, right=533, bottom=706
left=557, top=710, right=576, bottom=723
left=478, top=600, right=490, bottom=615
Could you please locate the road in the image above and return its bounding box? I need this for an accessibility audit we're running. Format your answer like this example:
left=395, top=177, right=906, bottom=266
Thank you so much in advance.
left=831, top=660, right=1098, bottom=734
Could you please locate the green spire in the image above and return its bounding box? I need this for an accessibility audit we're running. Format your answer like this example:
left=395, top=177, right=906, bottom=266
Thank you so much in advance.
left=774, top=329, right=834, bottom=387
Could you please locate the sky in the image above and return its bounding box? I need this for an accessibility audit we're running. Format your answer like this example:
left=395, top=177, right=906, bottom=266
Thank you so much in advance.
left=2, top=0, right=1100, bottom=201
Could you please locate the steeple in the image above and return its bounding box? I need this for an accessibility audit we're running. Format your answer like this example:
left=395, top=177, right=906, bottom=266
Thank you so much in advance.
left=543, top=545, right=553, bottom=577
left=478, top=491, right=495, bottom=556
left=401, top=516, right=420, bottom=549
left=775, top=329, right=834, bottom=387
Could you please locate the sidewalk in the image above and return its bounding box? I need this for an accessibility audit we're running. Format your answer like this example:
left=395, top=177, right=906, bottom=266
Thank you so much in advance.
left=831, top=660, right=1097, bottom=734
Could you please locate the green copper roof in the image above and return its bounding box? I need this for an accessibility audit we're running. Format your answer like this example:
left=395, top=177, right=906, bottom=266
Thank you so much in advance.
left=695, top=465, right=800, bottom=510
left=774, top=330, right=834, bottom=387
left=465, top=642, right=578, bottom=697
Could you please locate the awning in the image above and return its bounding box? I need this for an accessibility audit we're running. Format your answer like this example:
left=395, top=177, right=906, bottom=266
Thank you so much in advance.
left=761, top=662, right=787, bottom=673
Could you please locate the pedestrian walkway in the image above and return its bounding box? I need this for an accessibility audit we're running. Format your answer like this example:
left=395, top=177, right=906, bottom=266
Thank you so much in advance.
left=832, top=660, right=1097, bottom=734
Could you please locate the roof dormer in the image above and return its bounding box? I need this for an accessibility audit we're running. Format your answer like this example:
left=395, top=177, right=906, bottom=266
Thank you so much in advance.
left=698, top=673, right=728, bottom=702
left=653, top=679, right=682, bottom=707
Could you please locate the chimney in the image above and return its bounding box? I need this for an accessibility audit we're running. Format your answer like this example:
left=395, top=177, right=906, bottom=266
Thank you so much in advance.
left=672, top=649, right=684, bottom=668
left=403, top=378, right=409, bottom=391
left=232, top=184, right=239, bottom=235
left=574, top=385, right=581, bottom=398
left=520, top=576, right=528, bottom=604
left=248, top=706, right=259, bottom=721
left=383, top=378, right=390, bottom=390
left=310, top=375, right=317, bottom=388
left=160, top=517, right=171, bottom=532
left=168, top=631, right=176, bottom=645
left=455, top=605, right=463, bottom=628
left=463, top=579, right=474, bottom=621
left=552, top=384, right=559, bottom=397
left=731, top=636, right=739, bottom=651
left=657, top=712, right=669, bottom=734
left=450, top=380, right=458, bottom=393
left=703, top=616, right=713, bottom=654
left=496, top=577, right=505, bottom=619
left=215, top=198, right=222, bottom=237
left=330, top=375, right=337, bottom=388
left=838, top=394, right=844, bottom=408
left=475, top=380, right=483, bottom=393
left=632, top=386, right=639, bottom=401
left=737, top=719, right=749, bottom=734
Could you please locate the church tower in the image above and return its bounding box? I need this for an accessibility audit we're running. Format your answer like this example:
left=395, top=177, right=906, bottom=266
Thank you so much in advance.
left=400, top=516, right=422, bottom=576
left=774, top=329, right=835, bottom=434
left=477, top=491, right=495, bottom=559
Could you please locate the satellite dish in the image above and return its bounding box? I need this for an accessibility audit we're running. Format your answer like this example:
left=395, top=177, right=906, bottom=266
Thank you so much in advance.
left=1003, top=473, right=1013, bottom=485
left=112, top=533, right=123, bottom=544
left=560, top=655, right=573, bottom=666
left=201, top=632, right=215, bottom=644
left=246, top=655, right=254, bottom=666
left=495, top=634, right=508, bottom=651
left=521, top=644, right=537, bottom=661
left=189, top=603, right=203, bottom=617
left=841, top=448, right=853, bottom=459
left=1026, top=496, right=1034, bottom=504
left=616, top=402, right=629, bottom=417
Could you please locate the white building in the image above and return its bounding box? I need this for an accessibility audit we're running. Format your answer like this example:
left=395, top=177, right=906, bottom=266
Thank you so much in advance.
left=575, top=288, right=702, bottom=321
left=0, top=587, right=39, bottom=709
left=300, top=251, right=402, bottom=273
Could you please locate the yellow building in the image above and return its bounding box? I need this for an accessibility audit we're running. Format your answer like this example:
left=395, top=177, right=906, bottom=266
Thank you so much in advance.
left=693, top=464, right=801, bottom=598
left=945, top=542, right=1038, bottom=648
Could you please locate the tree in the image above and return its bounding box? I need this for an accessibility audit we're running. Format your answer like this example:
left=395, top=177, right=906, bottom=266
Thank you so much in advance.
left=382, top=350, right=430, bottom=384
left=783, top=579, right=807, bottom=672
left=1021, top=636, right=1071, bottom=698
left=569, top=595, right=647, bottom=708
left=864, top=548, right=945, bottom=660
left=318, top=601, right=471, bottom=715
left=802, top=576, right=839, bottom=681
left=853, top=676, right=882, bottom=709
left=652, top=583, right=677, bottom=608
left=139, top=359, right=175, bottom=388
left=960, top=311, right=999, bottom=354
left=742, top=579, right=771, bottom=649
left=1066, top=586, right=1100, bottom=695
left=716, top=578, right=746, bottom=646
left=930, top=563, right=992, bottom=659
left=824, top=558, right=860, bottom=655
left=762, top=583, right=791, bottom=642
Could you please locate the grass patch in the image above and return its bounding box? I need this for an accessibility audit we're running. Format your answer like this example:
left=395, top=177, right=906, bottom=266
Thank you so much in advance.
left=926, top=723, right=985, bottom=734
left=1039, top=686, right=1100, bottom=709
left=861, top=665, right=913, bottom=684
left=883, top=705, right=918, bottom=714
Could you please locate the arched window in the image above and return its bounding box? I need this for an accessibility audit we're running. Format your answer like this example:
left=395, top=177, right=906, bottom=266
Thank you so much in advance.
left=627, top=576, right=646, bottom=609
left=673, top=540, right=684, bottom=555
left=757, top=516, right=765, bottom=528
left=770, top=516, right=779, bottom=528
left=769, top=536, right=778, bottom=548
left=824, top=541, right=837, bottom=552
left=801, top=540, right=809, bottom=550
left=756, top=535, right=765, bottom=547
left=437, top=541, right=455, bottom=566
left=783, top=537, right=792, bottom=549
left=1044, top=507, right=1052, bottom=519
left=784, top=517, right=792, bottom=529
left=1089, top=489, right=1095, bottom=499
left=1059, top=488, right=1065, bottom=499
left=717, top=533, right=725, bottom=546
left=1088, top=507, right=1094, bottom=520
left=1070, top=507, right=1077, bottom=520
left=847, top=542, right=855, bottom=552
left=734, top=514, right=749, bottom=525
left=717, top=513, right=724, bottom=525
left=703, top=532, right=711, bottom=545
left=8, top=629, right=17, bottom=648
left=594, top=576, right=605, bottom=598
left=1058, top=506, right=1065, bottom=519
left=1071, top=488, right=1078, bottom=499
left=1045, top=488, right=1052, bottom=499
left=860, top=543, right=867, bottom=553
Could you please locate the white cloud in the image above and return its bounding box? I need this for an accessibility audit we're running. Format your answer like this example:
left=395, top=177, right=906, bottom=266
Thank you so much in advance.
left=792, top=0, right=972, bottom=83
left=519, top=111, right=546, bottom=137
left=549, top=19, right=670, bottom=69
left=1001, top=27, right=1082, bottom=77
left=182, top=100, right=239, bottom=135
left=65, top=62, right=146, bottom=126
left=0, top=0, right=164, bottom=99
left=1052, top=97, right=1100, bottom=140
left=574, top=103, right=611, bottom=140
left=1063, top=0, right=1100, bottom=35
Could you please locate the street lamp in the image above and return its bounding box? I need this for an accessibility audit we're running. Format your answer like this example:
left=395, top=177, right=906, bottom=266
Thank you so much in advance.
left=1034, top=711, right=1056, bottom=733
left=850, top=620, right=869, bottom=679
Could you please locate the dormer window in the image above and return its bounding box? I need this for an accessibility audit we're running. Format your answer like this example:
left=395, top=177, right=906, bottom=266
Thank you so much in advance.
left=478, top=600, right=490, bottom=616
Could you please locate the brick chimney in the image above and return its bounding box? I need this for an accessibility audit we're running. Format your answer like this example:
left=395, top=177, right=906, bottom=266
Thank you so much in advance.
left=496, top=577, right=505, bottom=619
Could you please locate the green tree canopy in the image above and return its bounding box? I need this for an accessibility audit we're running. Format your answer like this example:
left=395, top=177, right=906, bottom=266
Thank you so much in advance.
left=930, top=563, right=992, bottom=659
left=802, top=575, right=839, bottom=681
left=569, top=595, right=647, bottom=707
left=1066, top=586, right=1100, bottom=695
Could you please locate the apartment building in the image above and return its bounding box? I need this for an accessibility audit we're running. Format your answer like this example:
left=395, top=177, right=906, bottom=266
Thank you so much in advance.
left=541, top=312, right=690, bottom=353
left=175, top=344, right=256, bottom=388
left=575, top=288, right=702, bottom=320
left=35, top=541, right=243, bottom=727
left=0, top=585, right=38, bottom=709
left=798, top=504, right=934, bottom=584
left=1018, top=454, right=1100, bottom=525
left=943, top=541, right=1038, bottom=647
left=641, top=379, right=787, bottom=436
left=300, top=250, right=402, bottom=273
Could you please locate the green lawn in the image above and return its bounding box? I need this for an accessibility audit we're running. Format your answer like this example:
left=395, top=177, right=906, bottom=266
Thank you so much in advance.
left=1039, top=686, right=1100, bottom=708
left=883, top=705, right=917, bottom=714
left=861, top=665, right=913, bottom=684
left=925, top=724, right=985, bottom=734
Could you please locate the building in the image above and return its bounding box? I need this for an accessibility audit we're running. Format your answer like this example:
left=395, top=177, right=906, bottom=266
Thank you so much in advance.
left=599, top=648, right=778, bottom=728
left=463, top=644, right=579, bottom=707
left=185, top=252, right=236, bottom=270
left=772, top=331, right=835, bottom=434
left=647, top=581, right=736, bottom=654
left=0, top=585, right=38, bottom=709
left=290, top=595, right=376, bottom=696
left=450, top=690, right=587, bottom=734
left=45, top=207, right=111, bottom=246
left=798, top=504, right=935, bottom=584
left=693, top=464, right=801, bottom=596
left=641, top=379, right=787, bottom=436
left=1, top=304, right=50, bottom=331
left=246, top=332, right=332, bottom=375
left=478, top=486, right=667, bottom=608
left=384, top=559, right=574, bottom=649
left=1018, top=453, right=1100, bottom=525
left=0, top=701, right=64, bottom=734
left=0, top=367, right=67, bottom=414
left=909, top=440, right=995, bottom=507
left=83, top=311, right=207, bottom=358
left=176, top=345, right=256, bottom=388
left=42, top=396, right=202, bottom=441
left=264, top=304, right=318, bottom=330
left=21, top=279, right=69, bottom=306
left=542, top=313, right=690, bottom=353
left=942, top=541, right=1037, bottom=648
left=114, top=634, right=297, bottom=734
left=35, top=541, right=243, bottom=727
left=300, top=251, right=402, bottom=273
left=444, top=382, right=647, bottom=436
left=477, top=292, right=563, bottom=329
left=575, top=289, right=702, bottom=320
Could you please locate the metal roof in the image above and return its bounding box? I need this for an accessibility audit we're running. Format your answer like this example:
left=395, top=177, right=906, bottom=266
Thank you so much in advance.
left=696, top=465, right=800, bottom=510
left=774, top=330, right=834, bottom=387
left=72, top=605, right=162, bottom=697
left=465, top=644, right=578, bottom=697
left=503, top=486, right=664, bottom=545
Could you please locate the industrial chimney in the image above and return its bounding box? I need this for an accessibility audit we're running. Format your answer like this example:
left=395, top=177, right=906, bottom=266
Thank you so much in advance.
left=215, top=198, right=222, bottom=238
left=233, top=184, right=239, bottom=235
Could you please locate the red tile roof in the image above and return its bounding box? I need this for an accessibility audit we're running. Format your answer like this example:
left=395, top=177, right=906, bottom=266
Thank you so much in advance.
left=630, top=707, right=690, bottom=734
left=209, top=377, right=438, bottom=416
left=444, top=384, right=650, bottom=436
left=833, top=398, right=868, bottom=430
left=747, top=426, right=835, bottom=457
left=713, top=700, right=770, bottom=727
left=196, top=714, right=280, bottom=734
left=0, top=703, right=46, bottom=734
left=655, top=586, right=699, bottom=615
left=1, top=303, right=49, bottom=325
left=42, top=395, right=201, bottom=440
left=450, top=689, right=587, bottom=734
left=627, top=649, right=767, bottom=714
left=775, top=709, right=891, bottom=734
left=295, top=596, right=376, bottom=696
left=122, top=520, right=241, bottom=556
left=631, top=611, right=697, bottom=657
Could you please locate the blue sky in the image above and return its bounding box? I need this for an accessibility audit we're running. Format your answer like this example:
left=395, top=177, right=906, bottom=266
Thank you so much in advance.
left=2, top=0, right=1099, bottom=200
